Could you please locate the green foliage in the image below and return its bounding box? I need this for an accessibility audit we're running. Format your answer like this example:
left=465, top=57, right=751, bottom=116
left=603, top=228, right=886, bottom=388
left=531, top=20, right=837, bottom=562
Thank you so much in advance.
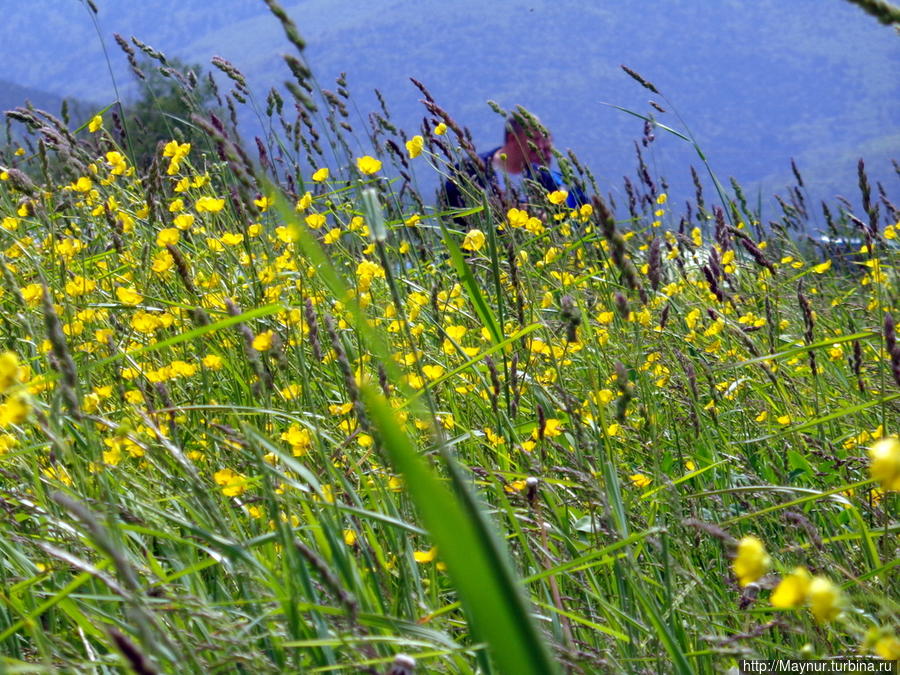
left=121, top=57, right=220, bottom=167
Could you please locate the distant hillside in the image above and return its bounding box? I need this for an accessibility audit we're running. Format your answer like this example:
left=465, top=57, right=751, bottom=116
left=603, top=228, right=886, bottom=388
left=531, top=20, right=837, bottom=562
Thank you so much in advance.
left=0, top=79, right=68, bottom=115
left=1, top=79, right=95, bottom=146
left=1, top=0, right=897, bottom=222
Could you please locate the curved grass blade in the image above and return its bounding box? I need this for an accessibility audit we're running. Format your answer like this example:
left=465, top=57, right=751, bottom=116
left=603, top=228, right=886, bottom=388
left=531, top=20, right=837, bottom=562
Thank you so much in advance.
left=360, top=382, right=559, bottom=675
left=720, top=331, right=876, bottom=372
left=438, top=220, right=502, bottom=345
left=87, top=303, right=285, bottom=372
left=598, top=103, right=692, bottom=143
left=629, top=574, right=694, bottom=675
left=743, top=393, right=899, bottom=442
left=717, top=478, right=875, bottom=525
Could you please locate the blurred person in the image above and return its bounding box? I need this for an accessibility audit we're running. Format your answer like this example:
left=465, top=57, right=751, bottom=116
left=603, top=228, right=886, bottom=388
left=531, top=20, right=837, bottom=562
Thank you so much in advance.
left=442, top=110, right=586, bottom=218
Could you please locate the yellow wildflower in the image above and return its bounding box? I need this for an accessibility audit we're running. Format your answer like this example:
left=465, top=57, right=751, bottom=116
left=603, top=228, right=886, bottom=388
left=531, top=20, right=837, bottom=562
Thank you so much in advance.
left=422, top=364, right=444, bottom=380
left=0, top=352, right=24, bottom=392
left=221, top=232, right=244, bottom=246
left=691, top=227, right=702, bottom=247
left=405, top=135, right=424, bottom=158
left=505, top=479, right=527, bottom=493
left=305, top=213, right=326, bottom=229
left=156, top=228, right=180, bottom=247
left=202, top=354, right=223, bottom=370
left=213, top=468, right=249, bottom=497
left=253, top=330, right=275, bottom=351
left=71, top=176, right=93, bottom=192
left=593, top=389, right=614, bottom=405
left=0, top=434, right=18, bottom=456
left=169, top=360, right=198, bottom=378
left=162, top=141, right=191, bottom=175
left=151, top=250, right=174, bottom=274
left=43, top=465, right=73, bottom=486
left=195, top=196, right=224, bottom=213
left=732, top=535, right=771, bottom=587
left=281, top=424, right=312, bottom=456
left=106, top=151, right=127, bottom=175
left=173, top=213, right=195, bottom=230
left=873, top=632, right=900, bottom=661
left=275, top=226, right=297, bottom=243
left=869, top=436, right=900, bottom=491
left=808, top=576, right=842, bottom=623
left=543, top=418, right=563, bottom=437
left=64, top=275, right=96, bottom=297
left=295, top=192, right=313, bottom=211
left=484, top=428, right=505, bottom=447
left=329, top=402, right=354, bottom=416
left=115, top=287, right=142, bottom=306
left=356, top=155, right=382, bottom=175
left=0, top=393, right=31, bottom=426
left=414, top=547, right=437, bottom=563
left=280, top=384, right=302, bottom=400
left=629, top=473, right=652, bottom=488
left=547, top=189, right=568, bottom=205
left=771, top=567, right=811, bottom=608
left=462, top=229, right=486, bottom=252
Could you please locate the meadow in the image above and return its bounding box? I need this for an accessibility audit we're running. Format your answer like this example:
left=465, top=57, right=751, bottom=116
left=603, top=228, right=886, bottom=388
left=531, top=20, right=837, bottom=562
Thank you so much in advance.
left=0, top=6, right=897, bottom=673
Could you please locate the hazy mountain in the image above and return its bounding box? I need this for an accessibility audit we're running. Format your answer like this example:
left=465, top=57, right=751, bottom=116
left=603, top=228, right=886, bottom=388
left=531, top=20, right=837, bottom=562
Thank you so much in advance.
left=0, top=80, right=68, bottom=116
left=1, top=0, right=897, bottom=225
left=0, top=79, right=96, bottom=148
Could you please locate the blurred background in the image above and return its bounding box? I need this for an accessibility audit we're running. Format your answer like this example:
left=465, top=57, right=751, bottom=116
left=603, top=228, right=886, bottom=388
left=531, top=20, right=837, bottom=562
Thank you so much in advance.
left=2, top=0, right=898, bottom=226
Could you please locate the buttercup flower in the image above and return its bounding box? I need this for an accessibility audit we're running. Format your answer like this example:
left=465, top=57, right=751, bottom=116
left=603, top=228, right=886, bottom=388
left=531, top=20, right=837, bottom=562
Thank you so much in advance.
left=356, top=156, right=382, bottom=175
left=547, top=189, right=568, bottom=205
left=405, top=135, right=424, bottom=159
left=732, top=535, right=771, bottom=587
left=808, top=576, right=842, bottom=624
left=771, top=567, right=811, bottom=608
left=462, top=229, right=486, bottom=252
left=869, top=436, right=900, bottom=491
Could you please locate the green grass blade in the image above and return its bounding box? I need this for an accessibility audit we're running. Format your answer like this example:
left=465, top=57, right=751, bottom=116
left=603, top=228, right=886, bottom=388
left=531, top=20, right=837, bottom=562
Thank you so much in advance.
left=629, top=575, right=694, bottom=675
left=360, top=382, right=559, bottom=675
left=438, top=221, right=503, bottom=345
left=88, top=302, right=286, bottom=372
